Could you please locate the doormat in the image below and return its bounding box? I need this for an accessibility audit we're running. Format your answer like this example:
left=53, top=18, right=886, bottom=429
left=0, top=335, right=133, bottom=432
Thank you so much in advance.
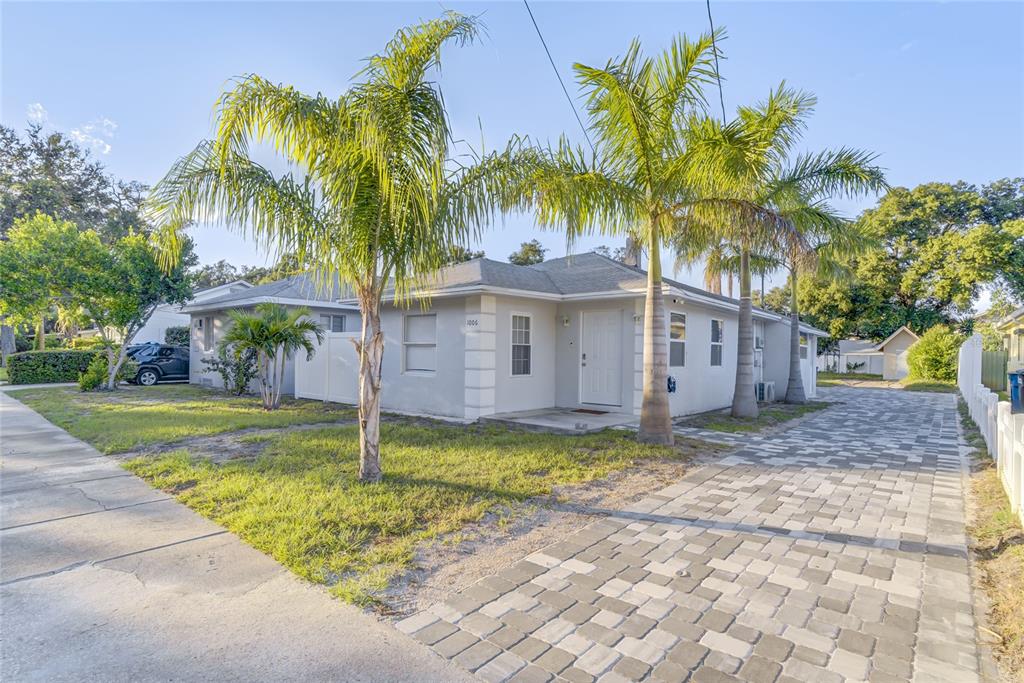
left=573, top=408, right=608, bottom=415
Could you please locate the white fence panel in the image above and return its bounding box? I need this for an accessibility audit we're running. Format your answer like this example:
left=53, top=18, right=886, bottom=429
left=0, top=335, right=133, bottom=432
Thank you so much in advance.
left=959, top=334, right=1023, bottom=525
left=295, top=332, right=359, bottom=405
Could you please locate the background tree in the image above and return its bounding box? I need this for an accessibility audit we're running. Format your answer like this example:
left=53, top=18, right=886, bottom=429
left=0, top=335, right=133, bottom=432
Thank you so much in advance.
left=593, top=244, right=628, bottom=262
left=507, top=239, right=547, bottom=266
left=444, top=245, right=485, bottom=265
left=219, top=304, right=323, bottom=409
left=192, top=259, right=241, bottom=288
left=149, top=13, right=522, bottom=482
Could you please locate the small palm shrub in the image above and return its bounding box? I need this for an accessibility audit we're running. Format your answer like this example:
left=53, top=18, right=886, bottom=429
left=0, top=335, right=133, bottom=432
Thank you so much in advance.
left=906, top=326, right=963, bottom=383
left=220, top=304, right=324, bottom=410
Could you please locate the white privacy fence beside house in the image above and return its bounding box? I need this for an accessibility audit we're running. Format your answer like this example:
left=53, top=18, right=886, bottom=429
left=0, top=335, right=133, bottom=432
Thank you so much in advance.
left=958, top=333, right=1024, bottom=525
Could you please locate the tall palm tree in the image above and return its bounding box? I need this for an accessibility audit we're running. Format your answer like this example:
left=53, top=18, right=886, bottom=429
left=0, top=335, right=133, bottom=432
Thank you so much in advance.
left=681, top=85, right=885, bottom=414
left=221, top=304, right=324, bottom=410
left=517, top=34, right=723, bottom=445
left=148, top=13, right=521, bottom=481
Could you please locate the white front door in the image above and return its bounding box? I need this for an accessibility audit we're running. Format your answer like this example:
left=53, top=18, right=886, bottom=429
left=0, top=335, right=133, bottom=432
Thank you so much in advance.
left=581, top=310, right=623, bottom=406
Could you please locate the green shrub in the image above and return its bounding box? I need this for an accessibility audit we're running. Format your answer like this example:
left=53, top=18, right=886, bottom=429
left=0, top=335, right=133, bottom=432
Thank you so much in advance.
left=164, top=326, right=190, bottom=346
left=78, top=354, right=139, bottom=391
left=71, top=335, right=107, bottom=350
left=7, top=350, right=99, bottom=384
left=201, top=343, right=257, bottom=395
left=15, top=333, right=66, bottom=352
left=907, top=326, right=963, bottom=383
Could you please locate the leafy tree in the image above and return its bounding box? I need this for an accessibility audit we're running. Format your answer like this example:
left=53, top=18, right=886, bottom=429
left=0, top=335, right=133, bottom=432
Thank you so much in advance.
left=800, top=179, right=1023, bottom=340
left=192, top=259, right=240, bottom=288
left=507, top=239, right=547, bottom=266
left=149, top=13, right=522, bottom=481
left=240, top=252, right=302, bottom=284
left=514, top=32, right=723, bottom=444
left=0, top=214, right=83, bottom=349
left=444, top=245, right=485, bottom=265
left=72, top=232, right=194, bottom=389
left=593, top=244, right=628, bottom=262
left=219, top=304, right=323, bottom=409
left=0, top=125, right=151, bottom=240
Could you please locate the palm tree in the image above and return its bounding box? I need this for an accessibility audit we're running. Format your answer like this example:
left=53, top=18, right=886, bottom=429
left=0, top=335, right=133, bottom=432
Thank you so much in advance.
left=221, top=303, right=324, bottom=410
left=681, top=85, right=885, bottom=414
left=148, top=13, right=521, bottom=481
left=517, top=34, right=724, bottom=445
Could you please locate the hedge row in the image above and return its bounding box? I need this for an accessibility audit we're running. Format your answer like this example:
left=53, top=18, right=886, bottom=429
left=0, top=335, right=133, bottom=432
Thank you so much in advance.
left=7, top=350, right=101, bottom=385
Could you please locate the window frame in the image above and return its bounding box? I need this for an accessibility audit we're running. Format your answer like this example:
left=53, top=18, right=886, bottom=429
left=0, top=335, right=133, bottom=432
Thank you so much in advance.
left=319, top=314, right=346, bottom=333
left=402, top=313, right=437, bottom=374
left=710, top=318, right=724, bottom=367
left=669, top=312, right=686, bottom=368
left=200, top=316, right=214, bottom=352
left=510, top=312, right=532, bottom=377
left=799, top=332, right=809, bottom=360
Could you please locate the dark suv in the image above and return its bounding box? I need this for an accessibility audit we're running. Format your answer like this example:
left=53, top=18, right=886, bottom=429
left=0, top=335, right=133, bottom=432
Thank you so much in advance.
left=128, top=344, right=190, bottom=386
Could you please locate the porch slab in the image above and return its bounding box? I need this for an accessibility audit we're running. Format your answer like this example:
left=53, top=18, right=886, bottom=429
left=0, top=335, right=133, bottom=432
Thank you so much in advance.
left=480, top=408, right=638, bottom=435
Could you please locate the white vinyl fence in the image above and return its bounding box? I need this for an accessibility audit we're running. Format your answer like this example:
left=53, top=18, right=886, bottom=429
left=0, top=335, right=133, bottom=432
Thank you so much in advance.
left=958, top=334, right=1024, bottom=525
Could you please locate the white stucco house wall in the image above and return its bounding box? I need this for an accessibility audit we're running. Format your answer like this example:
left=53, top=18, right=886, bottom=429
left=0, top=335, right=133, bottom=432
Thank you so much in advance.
left=133, top=280, right=254, bottom=344
left=182, top=274, right=359, bottom=395
left=293, top=252, right=826, bottom=420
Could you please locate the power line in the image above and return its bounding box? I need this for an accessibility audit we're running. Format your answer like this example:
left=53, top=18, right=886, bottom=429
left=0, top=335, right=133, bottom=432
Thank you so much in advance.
left=522, top=0, right=595, bottom=154
left=705, top=0, right=727, bottom=121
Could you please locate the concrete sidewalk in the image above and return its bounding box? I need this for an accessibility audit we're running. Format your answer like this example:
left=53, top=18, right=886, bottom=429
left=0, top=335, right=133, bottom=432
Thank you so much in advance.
left=0, top=391, right=473, bottom=682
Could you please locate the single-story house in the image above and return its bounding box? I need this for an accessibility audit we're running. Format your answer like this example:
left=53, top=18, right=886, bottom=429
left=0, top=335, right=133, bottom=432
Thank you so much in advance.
left=998, top=306, right=1024, bottom=374
left=826, top=326, right=919, bottom=380
left=817, top=338, right=882, bottom=375
left=134, top=280, right=254, bottom=344
left=182, top=274, right=358, bottom=395
left=293, top=252, right=826, bottom=421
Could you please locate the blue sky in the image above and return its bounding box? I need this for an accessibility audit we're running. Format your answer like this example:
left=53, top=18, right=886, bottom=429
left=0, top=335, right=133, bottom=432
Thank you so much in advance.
left=2, top=1, right=1022, bottom=294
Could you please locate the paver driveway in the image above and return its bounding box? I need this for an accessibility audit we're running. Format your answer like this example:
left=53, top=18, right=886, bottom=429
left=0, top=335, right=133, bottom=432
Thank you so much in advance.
left=398, top=387, right=979, bottom=682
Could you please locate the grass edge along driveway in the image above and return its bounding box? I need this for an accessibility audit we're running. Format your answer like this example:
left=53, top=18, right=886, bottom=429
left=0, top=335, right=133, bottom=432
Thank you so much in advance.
left=12, top=385, right=692, bottom=608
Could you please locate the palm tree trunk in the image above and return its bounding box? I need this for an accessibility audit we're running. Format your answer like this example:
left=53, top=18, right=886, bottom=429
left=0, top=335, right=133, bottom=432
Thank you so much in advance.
left=638, top=223, right=673, bottom=445
left=36, top=317, right=46, bottom=351
left=357, top=293, right=385, bottom=482
left=785, top=267, right=807, bottom=404
left=731, top=249, right=758, bottom=418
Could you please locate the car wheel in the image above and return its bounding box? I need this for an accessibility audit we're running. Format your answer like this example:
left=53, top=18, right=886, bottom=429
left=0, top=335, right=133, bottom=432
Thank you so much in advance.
left=137, top=369, right=159, bottom=386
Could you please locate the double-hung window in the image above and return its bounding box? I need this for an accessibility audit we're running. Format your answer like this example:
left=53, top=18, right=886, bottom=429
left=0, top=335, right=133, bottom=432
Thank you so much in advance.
left=199, top=316, right=214, bottom=352
left=710, top=319, right=724, bottom=366
left=320, top=314, right=346, bottom=333
left=511, top=314, right=531, bottom=376
left=799, top=333, right=809, bottom=359
left=669, top=313, right=686, bottom=367
left=403, top=314, right=436, bottom=372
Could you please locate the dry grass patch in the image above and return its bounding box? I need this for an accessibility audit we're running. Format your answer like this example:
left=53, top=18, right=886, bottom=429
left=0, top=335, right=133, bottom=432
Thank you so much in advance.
left=677, top=401, right=830, bottom=434
left=124, top=423, right=692, bottom=608
left=962, top=399, right=1024, bottom=678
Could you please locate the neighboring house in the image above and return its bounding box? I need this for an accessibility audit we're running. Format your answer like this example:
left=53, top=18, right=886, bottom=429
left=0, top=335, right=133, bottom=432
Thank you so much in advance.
left=998, top=306, right=1024, bottom=373
left=133, top=280, right=254, bottom=344
left=294, top=252, right=826, bottom=421
left=829, top=325, right=920, bottom=381
left=182, top=274, right=359, bottom=395
left=817, top=339, right=882, bottom=375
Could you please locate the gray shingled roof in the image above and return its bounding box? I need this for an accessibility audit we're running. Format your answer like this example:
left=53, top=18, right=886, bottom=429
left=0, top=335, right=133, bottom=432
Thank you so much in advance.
left=188, top=273, right=349, bottom=309
left=838, top=339, right=878, bottom=354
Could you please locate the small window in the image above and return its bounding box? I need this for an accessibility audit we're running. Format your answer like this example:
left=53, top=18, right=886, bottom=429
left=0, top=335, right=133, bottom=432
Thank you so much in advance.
left=511, top=314, right=531, bottom=376
left=320, top=314, right=346, bottom=333
left=799, top=333, right=809, bottom=360
left=710, top=319, right=724, bottom=367
left=404, top=314, right=436, bottom=372
left=201, top=317, right=214, bottom=351
left=669, top=313, right=686, bottom=367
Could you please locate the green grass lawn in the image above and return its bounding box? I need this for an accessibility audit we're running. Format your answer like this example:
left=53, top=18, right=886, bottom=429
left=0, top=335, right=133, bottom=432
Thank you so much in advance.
left=681, top=401, right=830, bottom=433
left=125, top=423, right=685, bottom=606
left=0, top=366, right=7, bottom=382
left=8, top=384, right=355, bottom=453
left=899, top=379, right=958, bottom=393
left=817, top=371, right=883, bottom=381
